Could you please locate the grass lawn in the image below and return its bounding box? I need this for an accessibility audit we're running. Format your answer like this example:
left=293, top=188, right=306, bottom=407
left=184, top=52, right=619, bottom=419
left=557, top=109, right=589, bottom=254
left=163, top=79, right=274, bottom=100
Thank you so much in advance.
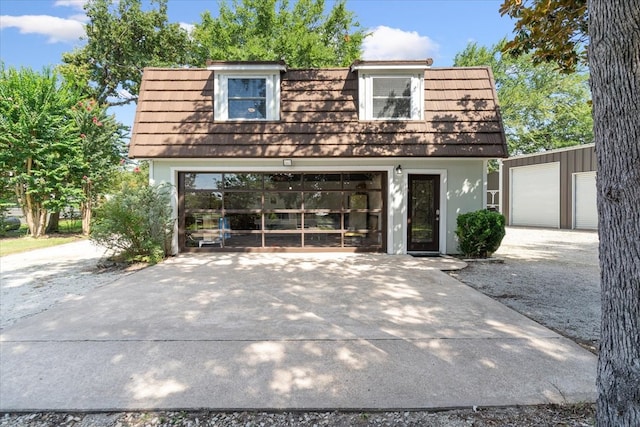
left=0, top=219, right=86, bottom=257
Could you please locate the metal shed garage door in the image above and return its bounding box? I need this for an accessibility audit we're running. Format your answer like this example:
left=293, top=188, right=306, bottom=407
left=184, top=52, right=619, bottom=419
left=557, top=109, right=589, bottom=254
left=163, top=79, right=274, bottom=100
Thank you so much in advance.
left=574, top=171, right=597, bottom=229
left=510, top=162, right=560, bottom=227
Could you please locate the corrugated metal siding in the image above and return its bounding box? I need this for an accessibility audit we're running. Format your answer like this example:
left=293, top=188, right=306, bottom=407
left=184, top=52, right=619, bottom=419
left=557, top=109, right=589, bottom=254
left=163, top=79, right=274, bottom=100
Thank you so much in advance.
left=501, top=144, right=596, bottom=228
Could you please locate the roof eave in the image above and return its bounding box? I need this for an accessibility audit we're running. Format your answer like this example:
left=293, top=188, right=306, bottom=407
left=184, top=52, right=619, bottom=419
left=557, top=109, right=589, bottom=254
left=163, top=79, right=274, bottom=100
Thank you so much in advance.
left=350, top=58, right=434, bottom=72
left=206, top=60, right=287, bottom=72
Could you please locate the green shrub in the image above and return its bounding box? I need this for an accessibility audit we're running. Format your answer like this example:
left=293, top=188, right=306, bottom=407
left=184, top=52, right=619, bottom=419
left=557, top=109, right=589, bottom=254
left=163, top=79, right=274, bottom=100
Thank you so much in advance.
left=456, top=209, right=506, bottom=258
left=0, top=200, right=13, bottom=236
left=90, top=183, right=174, bottom=264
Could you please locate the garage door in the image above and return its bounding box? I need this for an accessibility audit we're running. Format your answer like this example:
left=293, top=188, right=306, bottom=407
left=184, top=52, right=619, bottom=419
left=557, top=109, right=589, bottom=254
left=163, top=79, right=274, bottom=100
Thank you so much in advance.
left=510, top=162, right=560, bottom=227
left=574, top=171, right=597, bottom=229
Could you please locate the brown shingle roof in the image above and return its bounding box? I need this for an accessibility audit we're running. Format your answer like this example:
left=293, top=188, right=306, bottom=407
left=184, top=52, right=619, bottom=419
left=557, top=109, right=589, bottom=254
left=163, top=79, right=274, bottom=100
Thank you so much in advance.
left=128, top=66, right=507, bottom=159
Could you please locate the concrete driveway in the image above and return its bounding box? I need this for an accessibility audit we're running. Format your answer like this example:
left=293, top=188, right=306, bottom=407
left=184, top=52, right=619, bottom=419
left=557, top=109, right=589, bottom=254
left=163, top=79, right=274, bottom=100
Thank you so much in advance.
left=0, top=253, right=596, bottom=411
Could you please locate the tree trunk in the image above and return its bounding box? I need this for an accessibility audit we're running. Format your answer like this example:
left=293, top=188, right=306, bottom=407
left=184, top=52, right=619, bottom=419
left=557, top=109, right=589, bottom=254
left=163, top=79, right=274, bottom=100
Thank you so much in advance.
left=81, top=184, right=92, bottom=236
left=81, top=201, right=91, bottom=236
left=46, top=212, right=60, bottom=233
left=589, top=1, right=640, bottom=425
left=18, top=190, right=47, bottom=238
left=36, top=206, right=47, bottom=237
left=16, top=157, right=48, bottom=238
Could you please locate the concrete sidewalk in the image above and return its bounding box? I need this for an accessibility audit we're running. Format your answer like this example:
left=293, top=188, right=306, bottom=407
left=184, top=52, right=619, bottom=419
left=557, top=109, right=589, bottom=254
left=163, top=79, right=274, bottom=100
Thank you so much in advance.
left=0, top=253, right=596, bottom=411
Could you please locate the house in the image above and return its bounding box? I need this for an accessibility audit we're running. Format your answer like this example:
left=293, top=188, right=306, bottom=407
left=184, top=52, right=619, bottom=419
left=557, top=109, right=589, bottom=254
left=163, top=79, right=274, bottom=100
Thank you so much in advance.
left=499, top=143, right=597, bottom=230
left=128, top=60, right=508, bottom=254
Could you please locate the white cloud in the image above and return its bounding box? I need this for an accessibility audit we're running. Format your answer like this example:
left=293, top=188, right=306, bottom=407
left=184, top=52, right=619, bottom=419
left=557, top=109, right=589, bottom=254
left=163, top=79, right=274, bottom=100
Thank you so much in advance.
left=117, top=88, right=134, bottom=99
left=69, top=13, right=90, bottom=23
left=179, top=22, right=195, bottom=34
left=362, top=26, right=439, bottom=61
left=0, top=15, right=85, bottom=43
left=54, top=0, right=87, bottom=11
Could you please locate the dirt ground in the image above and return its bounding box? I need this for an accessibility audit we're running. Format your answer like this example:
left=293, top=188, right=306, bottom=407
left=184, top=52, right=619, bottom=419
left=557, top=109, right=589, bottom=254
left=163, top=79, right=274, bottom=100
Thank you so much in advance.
left=0, top=227, right=600, bottom=426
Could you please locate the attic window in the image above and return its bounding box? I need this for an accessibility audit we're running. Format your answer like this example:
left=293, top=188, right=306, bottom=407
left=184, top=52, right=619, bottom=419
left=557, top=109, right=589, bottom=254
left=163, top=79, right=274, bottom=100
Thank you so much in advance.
left=351, top=60, right=431, bottom=121
left=372, top=77, right=412, bottom=119
left=214, top=74, right=279, bottom=121
left=228, top=78, right=266, bottom=119
left=359, top=73, right=423, bottom=120
left=209, top=62, right=286, bottom=121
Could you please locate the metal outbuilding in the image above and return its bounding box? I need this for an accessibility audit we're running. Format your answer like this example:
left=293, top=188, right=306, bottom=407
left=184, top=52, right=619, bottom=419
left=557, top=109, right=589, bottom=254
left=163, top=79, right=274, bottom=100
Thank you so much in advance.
left=499, top=144, right=597, bottom=230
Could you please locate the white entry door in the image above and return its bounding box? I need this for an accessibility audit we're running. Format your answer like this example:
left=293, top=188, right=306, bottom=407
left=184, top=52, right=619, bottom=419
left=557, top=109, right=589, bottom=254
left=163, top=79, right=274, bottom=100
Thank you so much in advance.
left=510, top=162, right=560, bottom=228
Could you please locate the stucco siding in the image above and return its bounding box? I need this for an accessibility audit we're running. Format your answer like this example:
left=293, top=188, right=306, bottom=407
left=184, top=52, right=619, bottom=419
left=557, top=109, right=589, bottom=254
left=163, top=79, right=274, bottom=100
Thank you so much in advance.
left=150, top=157, right=485, bottom=254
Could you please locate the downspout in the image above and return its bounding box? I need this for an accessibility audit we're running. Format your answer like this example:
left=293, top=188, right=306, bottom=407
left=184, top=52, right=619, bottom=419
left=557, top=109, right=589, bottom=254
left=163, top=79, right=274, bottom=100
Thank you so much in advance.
left=498, top=159, right=504, bottom=214
left=482, top=159, right=488, bottom=210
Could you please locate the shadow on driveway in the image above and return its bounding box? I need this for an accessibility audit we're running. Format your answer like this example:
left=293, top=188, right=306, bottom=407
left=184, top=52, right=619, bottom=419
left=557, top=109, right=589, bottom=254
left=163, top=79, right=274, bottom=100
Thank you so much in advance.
left=0, top=253, right=596, bottom=411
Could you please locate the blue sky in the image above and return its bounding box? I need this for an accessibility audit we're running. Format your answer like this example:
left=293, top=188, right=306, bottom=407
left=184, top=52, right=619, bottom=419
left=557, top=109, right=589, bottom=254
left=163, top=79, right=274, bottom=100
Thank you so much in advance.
left=1, top=0, right=515, bottom=130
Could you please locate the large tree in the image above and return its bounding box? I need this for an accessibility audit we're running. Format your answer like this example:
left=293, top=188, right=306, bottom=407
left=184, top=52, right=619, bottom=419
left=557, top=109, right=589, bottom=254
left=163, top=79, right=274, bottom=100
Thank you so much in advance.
left=70, top=99, right=127, bottom=235
left=500, top=0, right=588, bottom=72
left=501, top=0, right=640, bottom=425
left=454, top=40, right=593, bottom=155
left=588, top=1, right=640, bottom=425
left=61, top=0, right=192, bottom=106
left=0, top=66, right=83, bottom=237
left=61, top=0, right=363, bottom=102
left=191, top=0, right=365, bottom=67
left=0, top=67, right=127, bottom=238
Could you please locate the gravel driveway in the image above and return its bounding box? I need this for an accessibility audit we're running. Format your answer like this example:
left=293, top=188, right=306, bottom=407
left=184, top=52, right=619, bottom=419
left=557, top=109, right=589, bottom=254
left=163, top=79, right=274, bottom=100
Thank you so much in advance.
left=449, top=226, right=600, bottom=352
left=0, top=240, right=138, bottom=331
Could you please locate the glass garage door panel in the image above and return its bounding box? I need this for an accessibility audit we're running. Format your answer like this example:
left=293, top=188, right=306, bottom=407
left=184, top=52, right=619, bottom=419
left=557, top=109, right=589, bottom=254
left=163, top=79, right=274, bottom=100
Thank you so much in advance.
left=264, top=173, right=302, bottom=190
left=180, top=172, right=385, bottom=250
left=223, top=173, right=263, bottom=190
left=303, top=174, right=342, bottom=190
left=224, top=192, right=262, bottom=210
left=184, top=173, right=223, bottom=190
left=304, top=192, right=342, bottom=210
left=265, top=233, right=301, bottom=247
left=264, top=192, right=302, bottom=209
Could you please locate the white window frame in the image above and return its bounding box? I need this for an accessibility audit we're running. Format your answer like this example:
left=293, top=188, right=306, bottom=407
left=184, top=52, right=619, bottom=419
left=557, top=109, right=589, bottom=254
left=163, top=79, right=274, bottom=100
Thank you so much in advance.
left=214, top=72, right=281, bottom=121
left=358, top=72, right=424, bottom=121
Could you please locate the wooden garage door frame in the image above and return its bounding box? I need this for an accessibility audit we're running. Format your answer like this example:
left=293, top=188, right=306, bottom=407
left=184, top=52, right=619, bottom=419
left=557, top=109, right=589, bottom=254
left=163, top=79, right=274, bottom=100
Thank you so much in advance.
left=573, top=171, right=598, bottom=230
left=509, top=162, right=560, bottom=228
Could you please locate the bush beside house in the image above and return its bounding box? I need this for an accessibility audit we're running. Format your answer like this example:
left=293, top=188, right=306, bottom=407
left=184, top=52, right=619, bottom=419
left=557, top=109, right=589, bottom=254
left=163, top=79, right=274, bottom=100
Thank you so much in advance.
left=90, top=184, right=175, bottom=264
left=456, top=210, right=506, bottom=258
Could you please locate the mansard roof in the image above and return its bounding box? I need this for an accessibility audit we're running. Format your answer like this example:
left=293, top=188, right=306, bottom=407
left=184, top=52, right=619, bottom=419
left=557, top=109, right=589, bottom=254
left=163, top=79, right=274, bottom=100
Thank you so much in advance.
left=128, top=63, right=507, bottom=159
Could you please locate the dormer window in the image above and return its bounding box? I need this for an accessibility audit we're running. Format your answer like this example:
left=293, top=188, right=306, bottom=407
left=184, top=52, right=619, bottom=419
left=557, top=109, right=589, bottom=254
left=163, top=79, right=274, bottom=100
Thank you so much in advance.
left=352, top=60, right=432, bottom=121
left=228, top=77, right=267, bottom=119
left=372, top=76, right=412, bottom=119
left=208, top=61, right=286, bottom=121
